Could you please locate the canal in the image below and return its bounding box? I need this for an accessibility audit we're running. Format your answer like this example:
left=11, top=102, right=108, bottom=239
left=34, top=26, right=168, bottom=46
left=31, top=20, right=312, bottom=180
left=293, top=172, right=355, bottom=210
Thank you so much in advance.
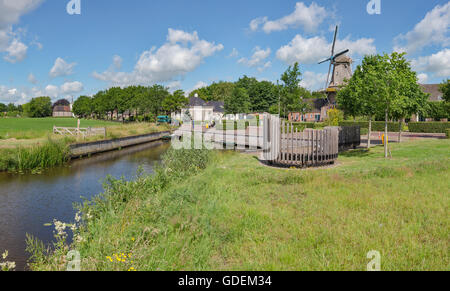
left=0, top=141, right=170, bottom=271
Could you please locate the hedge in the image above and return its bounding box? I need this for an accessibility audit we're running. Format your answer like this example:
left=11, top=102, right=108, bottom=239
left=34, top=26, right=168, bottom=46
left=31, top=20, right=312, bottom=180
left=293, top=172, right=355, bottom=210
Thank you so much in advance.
left=446, top=129, right=450, bottom=139
left=289, top=122, right=325, bottom=131
left=339, top=121, right=402, bottom=132
left=408, top=122, right=450, bottom=133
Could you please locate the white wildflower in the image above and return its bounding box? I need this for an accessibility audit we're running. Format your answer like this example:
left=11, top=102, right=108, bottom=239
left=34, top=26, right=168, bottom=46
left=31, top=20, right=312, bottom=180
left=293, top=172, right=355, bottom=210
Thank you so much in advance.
left=2, top=250, right=7, bottom=260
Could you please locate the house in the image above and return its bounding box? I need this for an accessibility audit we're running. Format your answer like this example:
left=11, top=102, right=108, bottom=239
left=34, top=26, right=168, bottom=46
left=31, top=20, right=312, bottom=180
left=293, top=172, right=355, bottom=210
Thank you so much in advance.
left=52, top=99, right=73, bottom=118
left=171, top=94, right=225, bottom=123
left=289, top=98, right=331, bottom=122
left=411, top=84, right=445, bottom=122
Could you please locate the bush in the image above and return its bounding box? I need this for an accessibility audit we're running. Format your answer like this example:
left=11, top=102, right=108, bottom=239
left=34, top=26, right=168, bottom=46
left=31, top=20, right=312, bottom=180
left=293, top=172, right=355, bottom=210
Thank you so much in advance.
left=340, top=121, right=402, bottom=132
left=446, top=129, right=450, bottom=139
left=408, top=122, right=450, bottom=133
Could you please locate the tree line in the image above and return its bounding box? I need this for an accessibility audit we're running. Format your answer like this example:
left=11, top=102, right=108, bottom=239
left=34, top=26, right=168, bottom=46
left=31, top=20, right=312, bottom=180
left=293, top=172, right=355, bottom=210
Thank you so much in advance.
left=70, top=63, right=322, bottom=121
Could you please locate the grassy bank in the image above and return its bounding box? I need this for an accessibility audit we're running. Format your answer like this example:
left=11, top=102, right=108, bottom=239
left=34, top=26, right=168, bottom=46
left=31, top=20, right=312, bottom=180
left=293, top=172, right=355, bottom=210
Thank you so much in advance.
left=27, top=140, right=449, bottom=271
left=0, top=138, right=70, bottom=173
left=0, top=120, right=171, bottom=172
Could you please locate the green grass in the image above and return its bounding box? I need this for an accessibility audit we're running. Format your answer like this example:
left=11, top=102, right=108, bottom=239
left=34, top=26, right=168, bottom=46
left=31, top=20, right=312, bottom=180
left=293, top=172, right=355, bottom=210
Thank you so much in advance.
left=28, top=140, right=450, bottom=271
left=0, top=138, right=70, bottom=173
left=0, top=118, right=115, bottom=140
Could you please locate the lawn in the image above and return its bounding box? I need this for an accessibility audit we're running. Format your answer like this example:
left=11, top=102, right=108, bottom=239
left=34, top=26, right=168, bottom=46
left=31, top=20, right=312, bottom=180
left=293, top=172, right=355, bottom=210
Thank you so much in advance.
left=0, top=118, right=171, bottom=149
left=29, top=139, right=449, bottom=271
left=0, top=118, right=115, bottom=140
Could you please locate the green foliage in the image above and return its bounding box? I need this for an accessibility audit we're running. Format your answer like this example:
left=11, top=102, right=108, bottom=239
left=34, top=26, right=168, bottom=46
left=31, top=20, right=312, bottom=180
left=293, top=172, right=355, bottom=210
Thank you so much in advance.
left=408, top=122, right=450, bottom=133
left=225, top=87, right=250, bottom=114
left=0, top=103, right=6, bottom=113
left=72, top=96, right=93, bottom=118
left=235, top=76, right=278, bottom=112
left=290, top=122, right=325, bottom=131
left=340, top=121, right=404, bottom=132
left=279, top=62, right=309, bottom=116
left=324, top=108, right=344, bottom=126
left=0, top=138, right=70, bottom=172
left=424, top=101, right=450, bottom=120
left=439, top=79, right=450, bottom=103
left=23, top=97, right=52, bottom=118
left=338, top=53, right=429, bottom=123
left=162, top=90, right=188, bottom=114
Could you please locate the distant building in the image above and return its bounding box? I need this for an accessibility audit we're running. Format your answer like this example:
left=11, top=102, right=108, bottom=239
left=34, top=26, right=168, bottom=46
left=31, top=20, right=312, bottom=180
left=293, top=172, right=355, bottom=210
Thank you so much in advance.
left=289, top=98, right=331, bottom=122
left=411, top=84, right=445, bottom=122
left=172, top=95, right=225, bottom=122
left=52, top=99, right=73, bottom=118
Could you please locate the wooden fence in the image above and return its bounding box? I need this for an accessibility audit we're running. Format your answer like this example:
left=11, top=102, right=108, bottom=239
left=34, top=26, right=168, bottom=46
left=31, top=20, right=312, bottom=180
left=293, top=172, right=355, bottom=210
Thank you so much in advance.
left=263, top=115, right=339, bottom=167
left=53, top=126, right=106, bottom=139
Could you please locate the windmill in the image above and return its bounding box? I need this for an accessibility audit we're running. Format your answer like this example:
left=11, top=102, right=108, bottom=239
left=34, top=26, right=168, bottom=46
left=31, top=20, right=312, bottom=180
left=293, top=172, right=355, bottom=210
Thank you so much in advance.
left=319, top=25, right=353, bottom=104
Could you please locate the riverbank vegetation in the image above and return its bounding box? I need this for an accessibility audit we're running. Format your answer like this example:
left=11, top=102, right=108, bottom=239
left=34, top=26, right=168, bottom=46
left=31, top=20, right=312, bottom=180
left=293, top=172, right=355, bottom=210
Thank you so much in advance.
left=0, top=119, right=171, bottom=172
left=0, top=138, right=70, bottom=173
left=27, top=139, right=449, bottom=271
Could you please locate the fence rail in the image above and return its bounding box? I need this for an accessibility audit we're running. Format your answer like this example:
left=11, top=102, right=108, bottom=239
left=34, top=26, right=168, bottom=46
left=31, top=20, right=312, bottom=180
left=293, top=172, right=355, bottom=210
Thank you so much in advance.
left=53, top=126, right=106, bottom=138
left=263, top=116, right=339, bottom=167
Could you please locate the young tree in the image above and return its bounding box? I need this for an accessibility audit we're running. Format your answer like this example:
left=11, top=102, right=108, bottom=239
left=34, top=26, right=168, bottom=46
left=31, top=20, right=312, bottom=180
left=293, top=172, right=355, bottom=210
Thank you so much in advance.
left=279, top=62, right=308, bottom=117
left=338, top=55, right=385, bottom=148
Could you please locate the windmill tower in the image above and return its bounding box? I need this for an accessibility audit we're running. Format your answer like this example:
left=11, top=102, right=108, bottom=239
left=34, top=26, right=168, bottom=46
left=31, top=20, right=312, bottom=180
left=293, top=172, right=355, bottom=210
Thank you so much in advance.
left=319, top=26, right=353, bottom=105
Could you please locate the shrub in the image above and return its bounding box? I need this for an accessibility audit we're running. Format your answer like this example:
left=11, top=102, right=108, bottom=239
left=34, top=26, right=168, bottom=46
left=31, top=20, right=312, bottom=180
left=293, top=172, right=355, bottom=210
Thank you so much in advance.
left=324, top=109, right=344, bottom=126
left=408, top=122, right=450, bottom=133
left=340, top=121, right=402, bottom=132
left=446, top=129, right=450, bottom=139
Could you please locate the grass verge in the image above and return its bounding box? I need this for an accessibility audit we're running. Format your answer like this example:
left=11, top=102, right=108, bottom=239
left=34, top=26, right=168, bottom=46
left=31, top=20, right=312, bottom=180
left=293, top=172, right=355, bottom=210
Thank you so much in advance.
left=27, top=139, right=449, bottom=271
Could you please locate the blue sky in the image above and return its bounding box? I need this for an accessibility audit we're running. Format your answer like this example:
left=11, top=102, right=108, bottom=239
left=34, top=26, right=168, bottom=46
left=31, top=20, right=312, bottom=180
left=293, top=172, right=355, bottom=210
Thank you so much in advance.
left=0, top=0, right=449, bottom=104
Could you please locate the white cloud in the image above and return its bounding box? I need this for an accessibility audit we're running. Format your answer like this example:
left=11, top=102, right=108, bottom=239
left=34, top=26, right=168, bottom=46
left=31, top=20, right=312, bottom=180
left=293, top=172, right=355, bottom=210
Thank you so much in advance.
left=93, top=29, right=223, bottom=87
left=276, top=34, right=376, bottom=65
left=27, top=73, right=37, bottom=84
left=0, top=0, right=44, bottom=27
left=44, top=85, right=59, bottom=98
left=238, top=47, right=271, bottom=72
left=60, top=81, right=84, bottom=95
left=250, top=2, right=327, bottom=33
left=3, top=38, right=27, bottom=63
left=49, top=57, right=77, bottom=78
left=113, top=55, right=123, bottom=70
left=417, top=73, right=429, bottom=84
left=0, top=0, right=44, bottom=63
left=411, top=48, right=450, bottom=78
left=394, top=3, right=450, bottom=54
left=299, top=71, right=328, bottom=91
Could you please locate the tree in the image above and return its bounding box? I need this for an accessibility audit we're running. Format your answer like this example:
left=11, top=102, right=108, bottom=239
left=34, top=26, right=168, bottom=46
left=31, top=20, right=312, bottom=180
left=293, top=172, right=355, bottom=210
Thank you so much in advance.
left=372, top=53, right=428, bottom=156
left=23, top=97, right=52, bottom=118
left=440, top=79, right=450, bottom=103
left=225, top=87, right=250, bottom=114
left=73, top=96, right=93, bottom=118
left=0, top=103, right=6, bottom=113
left=279, top=62, right=308, bottom=117
left=338, top=55, right=385, bottom=148
left=162, top=90, right=188, bottom=114
left=324, top=108, right=344, bottom=126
